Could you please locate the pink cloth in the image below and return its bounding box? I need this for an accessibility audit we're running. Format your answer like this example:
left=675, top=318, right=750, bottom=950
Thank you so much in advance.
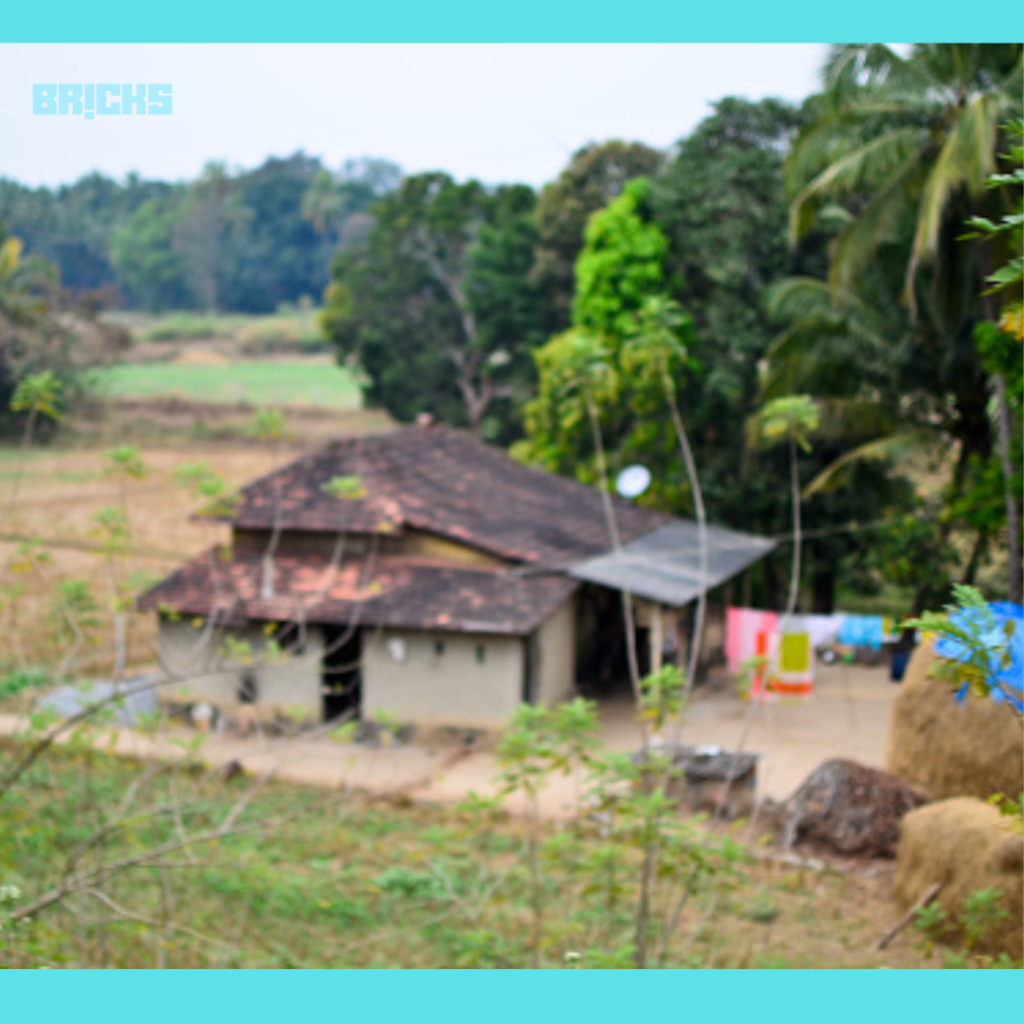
left=725, top=607, right=779, bottom=675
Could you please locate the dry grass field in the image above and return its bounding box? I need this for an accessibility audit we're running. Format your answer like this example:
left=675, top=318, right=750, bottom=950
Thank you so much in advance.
left=0, top=420, right=389, bottom=680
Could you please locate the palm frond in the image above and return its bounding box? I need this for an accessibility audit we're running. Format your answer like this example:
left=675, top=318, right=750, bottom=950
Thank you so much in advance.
left=906, top=94, right=999, bottom=308
left=804, top=428, right=943, bottom=498
left=812, top=397, right=911, bottom=443
left=764, top=277, right=836, bottom=323
left=829, top=152, right=927, bottom=294
left=788, top=128, right=922, bottom=245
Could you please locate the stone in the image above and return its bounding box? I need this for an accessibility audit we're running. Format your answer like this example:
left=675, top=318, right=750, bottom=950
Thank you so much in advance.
left=779, top=758, right=929, bottom=858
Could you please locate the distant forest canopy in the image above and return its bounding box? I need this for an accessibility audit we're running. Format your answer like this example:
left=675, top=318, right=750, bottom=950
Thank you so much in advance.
left=0, top=104, right=794, bottom=323
left=0, top=155, right=402, bottom=313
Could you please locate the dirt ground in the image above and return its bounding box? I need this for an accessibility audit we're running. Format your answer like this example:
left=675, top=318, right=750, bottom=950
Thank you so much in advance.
left=602, top=661, right=897, bottom=800
left=0, top=659, right=900, bottom=819
left=422, top=660, right=899, bottom=814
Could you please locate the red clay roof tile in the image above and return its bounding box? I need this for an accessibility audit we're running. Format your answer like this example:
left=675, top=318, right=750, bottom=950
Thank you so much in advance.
left=213, top=425, right=665, bottom=565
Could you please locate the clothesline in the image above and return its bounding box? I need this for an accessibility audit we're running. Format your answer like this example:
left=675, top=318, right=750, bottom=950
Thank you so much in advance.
left=725, top=607, right=899, bottom=678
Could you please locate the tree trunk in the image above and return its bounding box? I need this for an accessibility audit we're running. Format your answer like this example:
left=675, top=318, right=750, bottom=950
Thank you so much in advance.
left=785, top=434, right=802, bottom=620
left=991, top=371, right=1021, bottom=602
left=979, top=256, right=1021, bottom=604
left=812, top=562, right=835, bottom=614
left=962, top=530, right=986, bottom=586
left=662, top=369, right=707, bottom=704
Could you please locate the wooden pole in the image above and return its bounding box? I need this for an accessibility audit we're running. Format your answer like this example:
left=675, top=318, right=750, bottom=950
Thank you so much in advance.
left=651, top=604, right=664, bottom=673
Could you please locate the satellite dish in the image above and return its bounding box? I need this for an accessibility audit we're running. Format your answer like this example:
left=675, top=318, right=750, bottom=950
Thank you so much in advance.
left=616, top=464, right=651, bottom=499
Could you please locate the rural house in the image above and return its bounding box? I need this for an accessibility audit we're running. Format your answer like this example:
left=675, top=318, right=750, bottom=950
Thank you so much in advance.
left=140, top=423, right=775, bottom=732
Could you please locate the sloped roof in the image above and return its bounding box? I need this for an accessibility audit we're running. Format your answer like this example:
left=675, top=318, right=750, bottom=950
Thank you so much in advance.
left=566, top=520, right=777, bottom=607
left=139, top=547, right=578, bottom=636
left=217, top=425, right=666, bottom=565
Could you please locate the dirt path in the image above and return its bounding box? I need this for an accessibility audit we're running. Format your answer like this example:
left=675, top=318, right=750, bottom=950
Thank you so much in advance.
left=0, top=660, right=900, bottom=819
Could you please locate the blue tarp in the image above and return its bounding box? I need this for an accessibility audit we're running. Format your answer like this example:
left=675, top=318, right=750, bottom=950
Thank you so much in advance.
left=934, top=602, right=1023, bottom=712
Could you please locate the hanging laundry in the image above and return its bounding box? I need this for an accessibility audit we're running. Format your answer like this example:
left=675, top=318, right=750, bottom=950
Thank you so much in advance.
left=837, top=614, right=885, bottom=650
left=768, top=614, right=815, bottom=698
left=803, top=613, right=846, bottom=651
left=725, top=607, right=778, bottom=675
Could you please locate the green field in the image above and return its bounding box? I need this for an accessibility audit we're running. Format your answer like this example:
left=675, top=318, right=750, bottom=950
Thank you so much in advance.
left=91, top=361, right=363, bottom=410
left=0, top=743, right=937, bottom=969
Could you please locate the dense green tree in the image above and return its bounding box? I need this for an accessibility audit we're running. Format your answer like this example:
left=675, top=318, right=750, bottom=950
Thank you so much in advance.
left=519, top=178, right=687, bottom=504
left=0, top=173, right=174, bottom=297
left=110, top=199, right=192, bottom=311
left=322, top=173, right=543, bottom=439
left=522, top=100, right=910, bottom=610
left=649, top=99, right=816, bottom=522
left=0, top=226, right=79, bottom=438
left=0, top=227, right=54, bottom=347
left=531, top=140, right=663, bottom=334
left=171, top=162, right=243, bottom=312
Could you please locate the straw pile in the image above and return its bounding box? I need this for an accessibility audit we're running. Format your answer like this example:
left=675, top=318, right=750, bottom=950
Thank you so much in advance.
left=887, top=639, right=1023, bottom=800
left=894, top=798, right=1023, bottom=959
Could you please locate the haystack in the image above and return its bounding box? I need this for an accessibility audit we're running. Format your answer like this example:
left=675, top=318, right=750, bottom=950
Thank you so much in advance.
left=887, top=639, right=1023, bottom=800
left=894, top=798, right=1023, bottom=959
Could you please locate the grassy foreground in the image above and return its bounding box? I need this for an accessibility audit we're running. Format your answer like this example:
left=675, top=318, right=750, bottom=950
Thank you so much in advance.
left=0, top=743, right=934, bottom=969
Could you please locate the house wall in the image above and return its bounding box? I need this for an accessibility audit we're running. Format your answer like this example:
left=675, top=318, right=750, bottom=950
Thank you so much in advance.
left=400, top=530, right=506, bottom=567
left=231, top=528, right=503, bottom=566
left=232, top=529, right=399, bottom=557
left=156, top=617, right=324, bottom=722
left=362, top=629, right=524, bottom=730
left=534, top=593, right=577, bottom=705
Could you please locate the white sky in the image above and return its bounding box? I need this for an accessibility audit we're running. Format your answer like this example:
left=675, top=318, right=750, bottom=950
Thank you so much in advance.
left=0, top=44, right=828, bottom=187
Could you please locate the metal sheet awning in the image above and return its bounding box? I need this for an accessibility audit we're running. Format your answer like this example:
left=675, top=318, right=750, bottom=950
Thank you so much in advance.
left=566, top=519, right=776, bottom=608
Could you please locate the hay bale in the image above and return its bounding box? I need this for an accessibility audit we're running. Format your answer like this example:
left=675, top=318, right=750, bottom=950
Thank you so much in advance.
left=779, top=758, right=929, bottom=857
left=887, top=639, right=1023, bottom=800
left=894, top=798, right=1023, bottom=959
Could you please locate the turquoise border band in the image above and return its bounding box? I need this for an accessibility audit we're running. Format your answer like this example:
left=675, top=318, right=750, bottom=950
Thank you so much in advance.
left=0, top=2, right=1013, bottom=43
left=3, top=969, right=1022, bottom=1009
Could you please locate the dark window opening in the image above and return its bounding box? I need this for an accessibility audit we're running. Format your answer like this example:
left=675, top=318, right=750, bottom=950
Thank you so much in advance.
left=434, top=640, right=445, bottom=657
left=238, top=670, right=258, bottom=704
left=476, top=644, right=486, bottom=664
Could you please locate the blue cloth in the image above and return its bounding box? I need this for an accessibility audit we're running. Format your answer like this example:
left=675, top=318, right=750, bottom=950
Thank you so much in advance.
left=838, top=614, right=885, bottom=650
left=934, top=602, right=1023, bottom=712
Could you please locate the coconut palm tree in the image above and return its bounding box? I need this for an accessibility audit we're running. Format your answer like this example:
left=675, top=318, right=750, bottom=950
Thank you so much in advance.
left=749, top=395, right=820, bottom=620
left=788, top=44, right=1022, bottom=307
left=624, top=296, right=708, bottom=710
left=786, top=44, right=1023, bottom=601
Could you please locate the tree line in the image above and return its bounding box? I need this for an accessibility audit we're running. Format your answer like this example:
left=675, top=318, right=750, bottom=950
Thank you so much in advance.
left=0, top=155, right=401, bottom=313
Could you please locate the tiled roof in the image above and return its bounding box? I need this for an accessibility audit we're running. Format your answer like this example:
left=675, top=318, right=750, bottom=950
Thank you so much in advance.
left=216, top=425, right=666, bottom=565
left=138, top=547, right=578, bottom=636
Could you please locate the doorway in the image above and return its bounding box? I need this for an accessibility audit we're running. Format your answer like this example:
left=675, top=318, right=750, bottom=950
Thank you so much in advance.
left=321, top=626, right=362, bottom=721
left=574, top=586, right=651, bottom=700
